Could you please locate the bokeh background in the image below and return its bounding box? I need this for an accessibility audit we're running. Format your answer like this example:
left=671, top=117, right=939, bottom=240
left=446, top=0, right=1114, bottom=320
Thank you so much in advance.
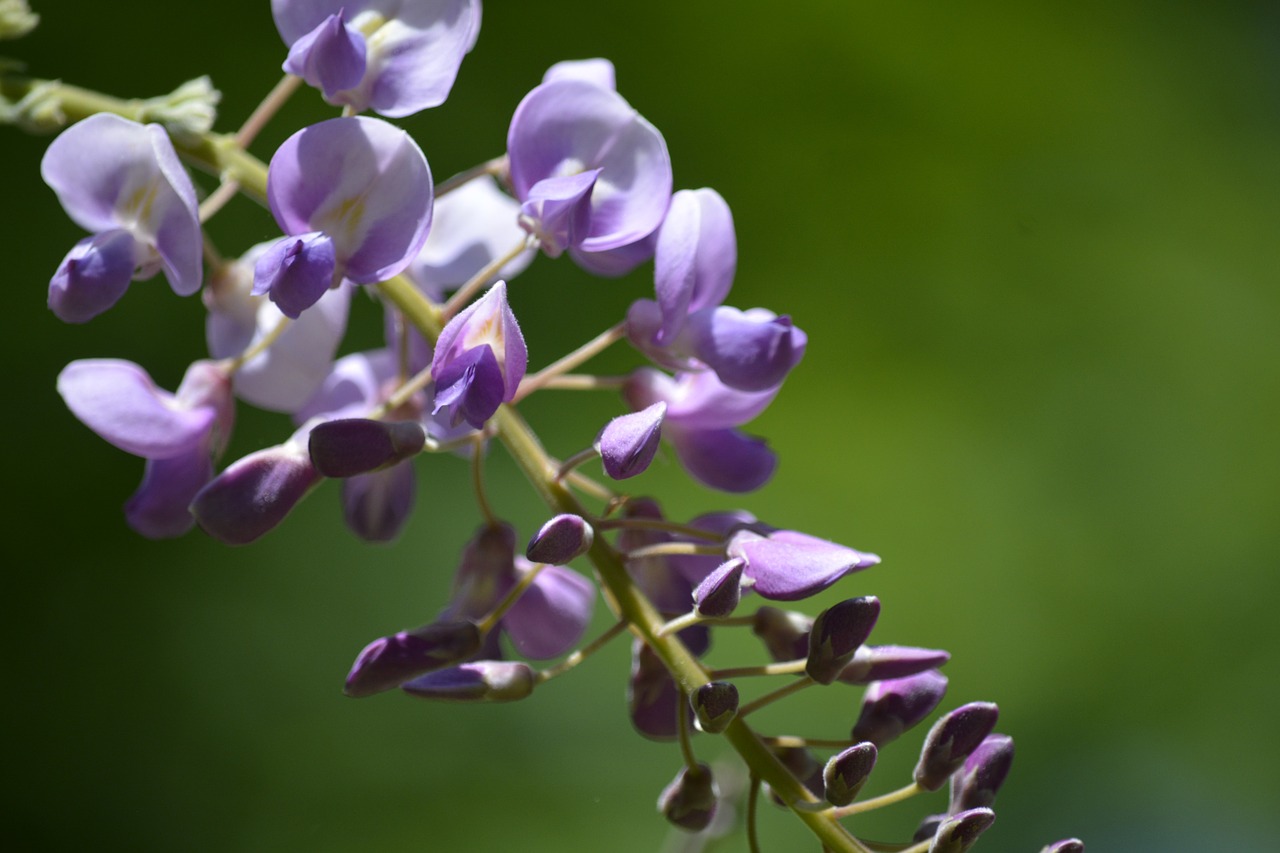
left=4, top=1, right=1278, bottom=850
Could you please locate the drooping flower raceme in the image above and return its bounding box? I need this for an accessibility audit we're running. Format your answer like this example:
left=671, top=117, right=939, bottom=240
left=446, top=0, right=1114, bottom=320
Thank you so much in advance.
left=256, top=115, right=433, bottom=318
left=507, top=59, right=672, bottom=260
left=42, top=113, right=201, bottom=323
left=271, top=0, right=482, bottom=117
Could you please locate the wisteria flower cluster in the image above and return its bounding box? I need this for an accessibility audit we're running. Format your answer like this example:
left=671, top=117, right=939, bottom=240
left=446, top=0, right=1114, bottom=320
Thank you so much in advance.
left=3, top=2, right=1081, bottom=850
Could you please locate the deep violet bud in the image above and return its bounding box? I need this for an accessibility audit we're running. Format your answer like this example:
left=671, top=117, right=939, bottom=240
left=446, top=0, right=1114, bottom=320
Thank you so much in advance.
left=430, top=281, right=526, bottom=428
left=805, top=596, right=881, bottom=685
left=402, top=660, right=536, bottom=703
left=526, top=513, right=594, bottom=565
left=308, top=418, right=426, bottom=477
left=342, top=463, right=416, bottom=542
left=189, top=428, right=321, bottom=545
left=1041, top=840, right=1086, bottom=853
left=271, top=0, right=482, bottom=117
left=950, top=733, right=1015, bottom=812
left=851, top=670, right=949, bottom=747
left=823, top=742, right=878, bottom=807
left=914, top=702, right=1001, bottom=791
left=657, top=764, right=718, bottom=832
left=693, top=558, right=744, bottom=618
left=691, top=682, right=738, bottom=734
left=260, top=116, right=433, bottom=317
left=728, top=529, right=881, bottom=601
left=752, top=606, right=812, bottom=662
left=838, top=645, right=952, bottom=685
left=343, top=620, right=482, bottom=697
left=595, top=402, right=666, bottom=480
left=929, top=808, right=997, bottom=853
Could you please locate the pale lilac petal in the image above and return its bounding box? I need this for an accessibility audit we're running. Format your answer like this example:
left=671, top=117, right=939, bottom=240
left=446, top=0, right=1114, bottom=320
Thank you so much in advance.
left=48, top=231, right=139, bottom=324
left=252, top=232, right=338, bottom=319
left=282, top=11, right=367, bottom=101
left=728, top=529, right=879, bottom=600
left=402, top=661, right=535, bottom=702
left=432, top=345, right=505, bottom=428
left=267, top=116, right=433, bottom=282
left=624, top=300, right=699, bottom=371
left=542, top=58, right=616, bottom=91
left=502, top=563, right=595, bottom=659
left=124, top=448, right=213, bottom=538
left=654, top=188, right=735, bottom=342
left=626, top=368, right=780, bottom=431
left=569, top=230, right=656, bottom=277
left=342, top=461, right=416, bottom=542
left=688, top=306, right=807, bottom=392
left=58, top=359, right=216, bottom=458
left=668, top=426, right=776, bottom=494
left=295, top=349, right=397, bottom=424
left=408, top=176, right=532, bottom=294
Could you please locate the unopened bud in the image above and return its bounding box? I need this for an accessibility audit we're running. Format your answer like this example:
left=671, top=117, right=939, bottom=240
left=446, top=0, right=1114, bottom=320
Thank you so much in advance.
left=838, top=644, right=951, bottom=685
left=823, top=742, right=877, bottom=806
left=949, top=733, right=1014, bottom=812
left=1041, top=839, right=1085, bottom=852
left=344, top=621, right=482, bottom=698
left=805, top=596, right=880, bottom=685
left=752, top=606, right=812, bottom=662
left=658, top=763, right=718, bottom=831
left=691, top=682, right=739, bottom=734
left=402, top=660, right=535, bottom=702
left=929, top=807, right=996, bottom=853
left=914, top=814, right=946, bottom=843
left=526, top=513, right=593, bottom=564
left=851, top=670, right=948, bottom=746
left=914, top=702, right=1000, bottom=791
left=596, top=402, right=665, bottom=479
left=309, top=418, right=426, bottom=477
left=190, top=437, right=320, bottom=544
left=0, top=0, right=38, bottom=40
left=138, top=76, right=221, bottom=141
left=693, top=558, right=744, bottom=618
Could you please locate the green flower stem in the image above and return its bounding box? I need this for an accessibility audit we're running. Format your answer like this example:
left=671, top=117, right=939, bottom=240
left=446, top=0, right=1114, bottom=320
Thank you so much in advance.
left=830, top=781, right=923, bottom=819
left=3, top=76, right=871, bottom=853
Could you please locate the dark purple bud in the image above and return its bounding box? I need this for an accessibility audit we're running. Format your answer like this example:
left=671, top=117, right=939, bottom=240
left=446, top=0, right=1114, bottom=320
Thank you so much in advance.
left=657, top=763, right=718, bottom=832
left=929, top=808, right=996, bottom=853
left=309, top=418, right=426, bottom=478
left=691, top=682, right=738, bottom=734
left=595, top=402, right=666, bottom=480
left=343, top=621, right=482, bottom=698
left=914, top=702, right=1001, bottom=791
left=805, top=596, right=881, bottom=685
left=687, top=306, right=807, bottom=392
left=752, top=606, right=812, bottom=662
left=341, top=463, right=416, bottom=542
left=767, top=746, right=824, bottom=805
left=628, top=639, right=692, bottom=741
left=851, top=670, right=949, bottom=747
left=526, top=513, right=594, bottom=564
left=838, top=644, right=951, bottom=685
left=822, top=742, right=877, bottom=807
left=282, top=11, right=367, bottom=101
left=693, top=558, right=744, bottom=618
left=445, top=523, right=519, bottom=622
left=190, top=438, right=320, bottom=545
left=48, top=230, right=139, bottom=323
left=950, top=733, right=1014, bottom=812
left=402, top=660, right=536, bottom=702
left=1041, top=839, right=1085, bottom=853
left=252, top=231, right=337, bottom=319
left=914, top=814, right=947, bottom=843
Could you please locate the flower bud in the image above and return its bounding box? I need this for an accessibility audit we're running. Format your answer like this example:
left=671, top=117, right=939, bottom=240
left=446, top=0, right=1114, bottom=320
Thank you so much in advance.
left=805, top=596, right=880, bottom=685
left=851, top=670, right=948, bottom=747
left=822, top=742, right=877, bottom=807
left=691, top=682, right=739, bottom=734
left=838, top=644, right=951, bottom=685
left=949, top=733, right=1014, bottom=812
left=190, top=435, right=320, bottom=545
left=914, top=814, right=946, bottom=843
left=752, top=606, right=812, bottom=662
left=309, top=418, right=426, bottom=478
left=914, top=702, right=1000, bottom=791
left=1041, top=840, right=1085, bottom=852
left=629, top=639, right=691, bottom=741
left=0, top=0, right=40, bottom=40
left=431, top=281, right=526, bottom=428
left=526, top=513, right=594, bottom=565
left=928, top=807, right=996, bottom=853
left=693, top=558, right=744, bottom=618
left=657, top=764, right=718, bottom=832
left=343, top=621, right=482, bottom=698
left=595, top=402, right=665, bottom=479
left=402, top=661, right=535, bottom=702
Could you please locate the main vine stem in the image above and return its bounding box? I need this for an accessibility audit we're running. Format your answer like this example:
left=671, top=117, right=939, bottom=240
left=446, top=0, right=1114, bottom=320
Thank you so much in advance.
left=10, top=76, right=870, bottom=853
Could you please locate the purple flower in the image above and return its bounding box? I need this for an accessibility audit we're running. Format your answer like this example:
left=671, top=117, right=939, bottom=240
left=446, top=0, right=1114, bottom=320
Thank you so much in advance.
left=42, top=114, right=200, bottom=322
left=271, top=0, right=482, bottom=117
left=58, top=359, right=233, bottom=538
left=526, top=514, right=594, bottom=565
left=344, top=620, right=482, bottom=697
left=852, top=670, right=950, bottom=747
left=430, top=281, right=526, bottom=428
left=205, top=241, right=351, bottom=413
left=257, top=116, right=433, bottom=317
left=508, top=60, right=671, bottom=258
left=652, top=188, right=736, bottom=344
left=727, top=528, right=881, bottom=601
left=402, top=660, right=536, bottom=703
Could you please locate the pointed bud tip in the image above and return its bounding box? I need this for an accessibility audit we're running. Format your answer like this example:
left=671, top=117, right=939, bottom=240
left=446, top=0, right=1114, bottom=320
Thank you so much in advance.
left=525, top=513, right=594, bottom=564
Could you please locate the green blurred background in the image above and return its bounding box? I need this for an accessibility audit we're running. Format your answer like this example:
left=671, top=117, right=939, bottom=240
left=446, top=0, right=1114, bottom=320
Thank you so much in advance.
left=4, top=1, right=1278, bottom=850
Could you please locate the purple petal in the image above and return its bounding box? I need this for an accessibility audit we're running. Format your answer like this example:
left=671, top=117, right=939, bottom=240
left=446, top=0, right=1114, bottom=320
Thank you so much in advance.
left=668, top=426, right=777, bottom=494
left=309, top=418, right=426, bottom=477
left=431, top=344, right=505, bottom=428
left=805, top=596, right=881, bottom=684
left=342, top=462, right=416, bottom=542
left=518, top=168, right=600, bottom=256
left=654, top=188, right=736, bottom=342
left=852, top=670, right=950, bottom=747
left=569, top=229, right=657, bottom=277
left=189, top=434, right=320, bottom=545
left=950, top=733, right=1015, bottom=813
left=253, top=232, right=338, bottom=319
left=657, top=764, right=718, bottom=832
left=628, top=639, right=691, bottom=741
left=48, top=230, right=139, bottom=324
left=408, top=176, right=532, bottom=294
left=431, top=280, right=526, bottom=425
left=595, top=402, right=665, bottom=480
left=838, top=645, right=952, bottom=685
left=914, top=702, right=1001, bottom=791
left=124, top=448, right=214, bottom=538
left=823, top=742, right=878, bottom=807
left=507, top=78, right=671, bottom=252
left=693, top=558, right=744, bottom=618
left=402, top=660, right=535, bottom=702
left=626, top=368, right=780, bottom=431
left=542, top=58, right=616, bottom=91
left=267, top=116, right=433, bottom=282
left=526, top=514, right=594, bottom=565
left=344, top=621, right=482, bottom=697
left=58, top=359, right=218, bottom=458
left=445, top=523, right=518, bottom=622
left=502, top=563, right=595, bottom=659
left=729, top=529, right=879, bottom=600
left=282, top=11, right=367, bottom=101
left=295, top=349, right=397, bottom=424
left=688, top=307, right=807, bottom=392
